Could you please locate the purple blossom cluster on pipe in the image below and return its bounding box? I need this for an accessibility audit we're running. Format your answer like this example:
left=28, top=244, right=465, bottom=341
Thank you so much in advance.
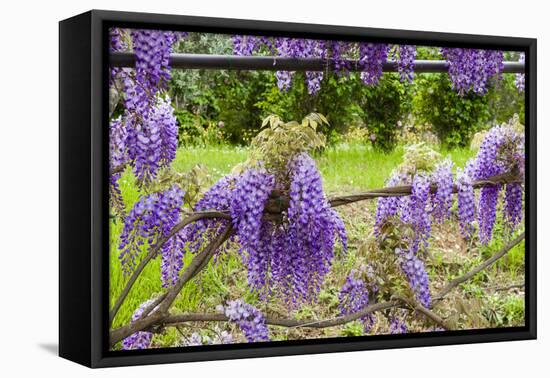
left=230, top=36, right=411, bottom=93
left=441, top=47, right=504, bottom=95
left=471, top=125, right=525, bottom=243
left=515, top=53, right=525, bottom=92
left=131, top=29, right=181, bottom=94
left=217, top=300, right=269, bottom=342
left=330, top=41, right=352, bottom=76
left=338, top=268, right=375, bottom=333
left=232, top=35, right=260, bottom=56
left=274, top=37, right=301, bottom=91
left=303, top=39, right=326, bottom=94
left=393, top=45, right=416, bottom=83
left=359, top=43, right=390, bottom=86
left=108, top=29, right=183, bottom=192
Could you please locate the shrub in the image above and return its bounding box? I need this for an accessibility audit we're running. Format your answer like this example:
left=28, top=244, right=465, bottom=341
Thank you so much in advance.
left=412, top=73, right=491, bottom=148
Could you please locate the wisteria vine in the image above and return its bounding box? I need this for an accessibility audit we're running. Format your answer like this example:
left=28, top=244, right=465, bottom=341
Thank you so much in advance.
left=108, top=29, right=526, bottom=348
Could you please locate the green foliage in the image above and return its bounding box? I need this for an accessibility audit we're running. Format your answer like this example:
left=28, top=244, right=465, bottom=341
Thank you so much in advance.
left=399, top=143, right=442, bottom=175
left=413, top=74, right=491, bottom=148
left=147, top=165, right=211, bottom=207
left=360, top=74, right=413, bottom=151
left=214, top=71, right=276, bottom=144
left=174, top=110, right=228, bottom=147
left=413, top=68, right=525, bottom=149
left=486, top=72, right=525, bottom=125
left=245, top=113, right=327, bottom=181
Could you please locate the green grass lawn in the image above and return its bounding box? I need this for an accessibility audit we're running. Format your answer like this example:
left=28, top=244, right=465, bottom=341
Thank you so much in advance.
left=109, top=143, right=524, bottom=348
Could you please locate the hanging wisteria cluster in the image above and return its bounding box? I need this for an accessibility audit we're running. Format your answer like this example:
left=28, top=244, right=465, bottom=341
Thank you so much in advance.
left=373, top=123, right=524, bottom=307
left=470, top=125, right=525, bottom=243
left=118, top=185, right=185, bottom=287
left=229, top=35, right=523, bottom=95
left=393, top=45, right=416, bottom=83
left=108, top=27, right=184, bottom=207
left=230, top=35, right=414, bottom=93
left=376, top=122, right=524, bottom=248
left=217, top=300, right=269, bottom=342
left=440, top=47, right=504, bottom=95
left=121, top=298, right=158, bottom=350
left=397, top=247, right=431, bottom=307
left=456, top=160, right=476, bottom=238
left=338, top=267, right=375, bottom=332
left=389, top=317, right=408, bottom=334
left=117, top=150, right=346, bottom=304
left=516, top=53, right=525, bottom=92
left=358, top=43, right=390, bottom=86
left=175, top=153, right=346, bottom=304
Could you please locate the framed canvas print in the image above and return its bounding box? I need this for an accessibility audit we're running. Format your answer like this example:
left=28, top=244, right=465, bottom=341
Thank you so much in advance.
left=59, top=10, right=536, bottom=368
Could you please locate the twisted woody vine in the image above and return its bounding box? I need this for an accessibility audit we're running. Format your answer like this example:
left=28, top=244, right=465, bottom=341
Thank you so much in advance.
left=108, top=28, right=526, bottom=350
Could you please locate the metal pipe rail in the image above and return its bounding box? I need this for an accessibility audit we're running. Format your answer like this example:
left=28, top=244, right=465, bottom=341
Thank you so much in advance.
left=110, top=52, right=525, bottom=73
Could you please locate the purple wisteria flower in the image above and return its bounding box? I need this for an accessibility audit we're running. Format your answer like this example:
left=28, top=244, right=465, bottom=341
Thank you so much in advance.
left=374, top=172, right=406, bottom=235
left=274, top=37, right=300, bottom=91
left=359, top=43, right=390, bottom=86
left=515, top=53, right=525, bottom=92
left=131, top=29, right=181, bottom=92
left=397, top=248, right=431, bottom=308
left=504, top=183, right=523, bottom=230
left=118, top=185, right=185, bottom=279
left=431, top=160, right=454, bottom=223
left=232, top=35, right=260, bottom=56
left=286, top=153, right=347, bottom=302
left=230, top=168, right=275, bottom=289
left=393, top=45, right=416, bottom=83
left=128, top=96, right=178, bottom=183
left=441, top=47, right=504, bottom=95
left=401, top=174, right=431, bottom=255
left=121, top=298, right=159, bottom=350
left=177, top=174, right=235, bottom=255
left=218, top=300, right=269, bottom=342
left=456, top=161, right=476, bottom=239
left=389, top=317, right=408, bottom=334
left=472, top=126, right=524, bottom=243
left=302, top=39, right=326, bottom=94
left=338, top=269, right=375, bottom=333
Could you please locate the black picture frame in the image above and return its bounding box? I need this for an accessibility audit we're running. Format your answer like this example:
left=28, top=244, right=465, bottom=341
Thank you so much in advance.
left=59, top=9, right=537, bottom=368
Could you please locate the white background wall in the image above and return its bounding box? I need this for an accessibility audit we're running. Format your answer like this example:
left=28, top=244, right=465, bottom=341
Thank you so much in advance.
left=0, top=0, right=546, bottom=376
